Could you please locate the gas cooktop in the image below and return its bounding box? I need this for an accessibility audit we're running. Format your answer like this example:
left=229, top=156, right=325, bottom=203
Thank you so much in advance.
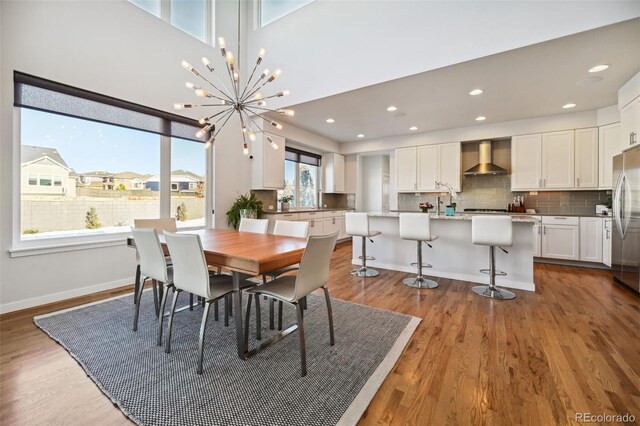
left=463, top=208, right=508, bottom=213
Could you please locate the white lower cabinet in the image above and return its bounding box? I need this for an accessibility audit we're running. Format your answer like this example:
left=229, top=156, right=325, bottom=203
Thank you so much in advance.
left=603, top=219, right=612, bottom=267
left=579, top=217, right=603, bottom=263
left=264, top=210, right=352, bottom=239
left=541, top=217, right=579, bottom=260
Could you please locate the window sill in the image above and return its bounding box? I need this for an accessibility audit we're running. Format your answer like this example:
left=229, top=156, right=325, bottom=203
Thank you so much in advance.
left=9, top=237, right=129, bottom=258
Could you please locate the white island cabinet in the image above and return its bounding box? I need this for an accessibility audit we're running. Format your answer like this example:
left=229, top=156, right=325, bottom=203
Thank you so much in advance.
left=541, top=216, right=579, bottom=260
left=352, top=213, right=538, bottom=292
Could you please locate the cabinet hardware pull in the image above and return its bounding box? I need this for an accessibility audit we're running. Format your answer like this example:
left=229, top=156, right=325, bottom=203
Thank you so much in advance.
left=543, top=226, right=546, bottom=235
left=554, top=217, right=567, bottom=219
left=310, top=220, right=314, bottom=227
left=539, top=179, right=542, bottom=187
left=576, top=177, right=579, bottom=186
left=543, top=178, right=546, bottom=187
left=538, top=226, right=541, bottom=235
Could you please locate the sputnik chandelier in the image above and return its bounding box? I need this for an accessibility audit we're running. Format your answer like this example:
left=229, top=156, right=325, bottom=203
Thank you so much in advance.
left=174, top=37, right=293, bottom=155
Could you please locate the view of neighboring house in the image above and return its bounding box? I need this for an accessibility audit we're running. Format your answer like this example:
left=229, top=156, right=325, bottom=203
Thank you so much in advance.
left=21, top=145, right=76, bottom=197
left=145, top=169, right=204, bottom=194
left=113, top=171, right=149, bottom=190
left=78, top=171, right=115, bottom=190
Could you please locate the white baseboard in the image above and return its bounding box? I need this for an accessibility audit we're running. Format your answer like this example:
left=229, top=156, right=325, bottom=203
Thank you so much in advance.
left=353, top=259, right=535, bottom=292
left=0, top=277, right=135, bottom=314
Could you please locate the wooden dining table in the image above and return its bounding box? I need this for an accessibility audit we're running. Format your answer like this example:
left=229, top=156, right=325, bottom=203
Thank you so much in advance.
left=128, top=228, right=307, bottom=359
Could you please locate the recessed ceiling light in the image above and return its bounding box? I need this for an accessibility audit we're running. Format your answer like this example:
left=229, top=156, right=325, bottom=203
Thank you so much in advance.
left=325, top=118, right=335, bottom=123
left=386, top=106, right=397, bottom=112
left=589, top=64, right=609, bottom=73
left=475, top=116, right=486, bottom=121
left=409, top=126, right=418, bottom=131
left=357, top=134, right=365, bottom=138
left=469, top=89, right=484, bottom=96
left=562, top=103, right=576, bottom=109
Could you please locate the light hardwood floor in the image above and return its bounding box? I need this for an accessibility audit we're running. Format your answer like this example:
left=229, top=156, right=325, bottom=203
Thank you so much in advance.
left=1, top=242, right=639, bottom=425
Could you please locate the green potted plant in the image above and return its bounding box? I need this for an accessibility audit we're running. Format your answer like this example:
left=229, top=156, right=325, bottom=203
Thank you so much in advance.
left=279, top=194, right=294, bottom=211
left=226, top=192, right=264, bottom=229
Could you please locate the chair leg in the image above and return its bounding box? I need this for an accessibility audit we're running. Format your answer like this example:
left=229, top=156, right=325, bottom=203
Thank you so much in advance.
left=165, top=290, right=181, bottom=354
left=229, top=294, right=233, bottom=317
left=156, top=285, right=170, bottom=346
left=224, top=295, right=230, bottom=327
left=134, top=265, right=141, bottom=305
left=278, top=300, right=283, bottom=331
left=214, top=299, right=219, bottom=321
left=295, top=302, right=307, bottom=377
left=133, top=277, right=147, bottom=331
left=269, top=298, right=275, bottom=330
left=197, top=302, right=212, bottom=375
left=189, top=293, right=194, bottom=311
left=322, top=287, right=335, bottom=346
left=244, top=293, right=253, bottom=351
left=152, top=280, right=159, bottom=317
left=254, top=293, right=262, bottom=340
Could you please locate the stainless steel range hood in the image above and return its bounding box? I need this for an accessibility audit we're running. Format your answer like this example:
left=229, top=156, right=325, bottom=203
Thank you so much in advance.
left=463, top=141, right=508, bottom=176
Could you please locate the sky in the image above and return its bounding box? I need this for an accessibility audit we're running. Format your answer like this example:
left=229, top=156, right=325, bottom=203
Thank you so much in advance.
left=21, top=108, right=205, bottom=176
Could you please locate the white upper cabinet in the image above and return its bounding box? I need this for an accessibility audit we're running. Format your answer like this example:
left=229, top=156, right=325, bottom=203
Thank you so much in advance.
left=511, top=134, right=542, bottom=190
left=574, top=128, right=598, bottom=189
left=621, top=96, right=640, bottom=150
left=395, top=147, right=417, bottom=191
left=251, top=132, right=285, bottom=190
left=542, top=130, right=575, bottom=189
left=598, top=123, right=622, bottom=189
left=395, top=142, right=460, bottom=193
left=417, top=145, right=438, bottom=191
left=438, top=142, right=462, bottom=192
left=323, top=153, right=345, bottom=193
left=344, top=154, right=357, bottom=194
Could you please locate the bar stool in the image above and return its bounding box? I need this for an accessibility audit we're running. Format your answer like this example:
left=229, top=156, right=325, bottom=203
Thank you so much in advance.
left=399, top=213, right=439, bottom=288
left=471, top=215, right=516, bottom=300
left=345, top=212, right=380, bottom=277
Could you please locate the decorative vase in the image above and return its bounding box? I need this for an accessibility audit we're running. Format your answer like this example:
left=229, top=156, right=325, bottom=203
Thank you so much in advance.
left=445, top=206, right=455, bottom=216
left=281, top=202, right=290, bottom=212
left=420, top=208, right=431, bottom=213
left=239, top=209, right=257, bottom=219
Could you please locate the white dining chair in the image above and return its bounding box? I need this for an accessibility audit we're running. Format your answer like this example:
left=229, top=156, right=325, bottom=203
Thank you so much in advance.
left=132, top=218, right=177, bottom=309
left=131, top=228, right=173, bottom=343
left=244, top=232, right=338, bottom=377
left=238, top=218, right=269, bottom=234
left=268, top=220, right=310, bottom=331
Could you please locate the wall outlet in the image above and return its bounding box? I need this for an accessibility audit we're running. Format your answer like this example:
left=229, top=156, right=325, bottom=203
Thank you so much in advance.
left=324, top=204, right=327, bottom=208
left=268, top=205, right=274, bottom=210
left=415, top=193, right=420, bottom=197
left=529, top=191, right=538, bottom=195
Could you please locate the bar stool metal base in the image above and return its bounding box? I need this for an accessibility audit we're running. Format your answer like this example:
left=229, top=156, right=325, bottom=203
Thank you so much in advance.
left=351, top=267, right=379, bottom=277
left=471, top=285, right=516, bottom=299
left=403, top=276, right=438, bottom=288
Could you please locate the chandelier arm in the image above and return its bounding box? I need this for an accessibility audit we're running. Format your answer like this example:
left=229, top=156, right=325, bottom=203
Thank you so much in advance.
left=242, top=79, right=274, bottom=103
left=244, top=107, right=281, bottom=126
left=245, top=105, right=284, bottom=114
left=242, top=111, right=267, bottom=135
left=240, top=77, right=269, bottom=103
left=211, top=109, right=235, bottom=138
left=203, top=107, right=234, bottom=123
left=240, top=62, right=260, bottom=100
left=197, top=74, right=235, bottom=103
left=214, top=108, right=235, bottom=123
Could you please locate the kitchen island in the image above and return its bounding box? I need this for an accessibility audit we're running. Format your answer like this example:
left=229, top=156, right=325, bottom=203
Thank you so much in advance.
left=352, top=212, right=540, bottom=291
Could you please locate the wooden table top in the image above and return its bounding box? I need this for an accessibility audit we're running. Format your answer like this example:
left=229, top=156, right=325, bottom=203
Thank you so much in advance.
left=128, top=228, right=307, bottom=276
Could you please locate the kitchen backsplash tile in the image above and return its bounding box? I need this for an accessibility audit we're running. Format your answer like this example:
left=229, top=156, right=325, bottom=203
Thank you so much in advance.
left=397, top=174, right=611, bottom=215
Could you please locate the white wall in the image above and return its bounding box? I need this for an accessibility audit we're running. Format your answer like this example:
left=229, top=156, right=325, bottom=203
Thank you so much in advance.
left=258, top=118, right=340, bottom=154
left=247, top=1, right=640, bottom=106
left=361, top=155, right=390, bottom=212
left=340, top=110, right=600, bottom=154
left=0, top=1, right=251, bottom=312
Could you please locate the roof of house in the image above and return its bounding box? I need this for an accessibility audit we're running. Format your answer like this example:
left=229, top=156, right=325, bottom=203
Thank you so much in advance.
left=113, top=171, right=149, bottom=180
left=146, top=170, right=204, bottom=183
left=79, top=171, right=114, bottom=177
left=21, top=145, right=71, bottom=169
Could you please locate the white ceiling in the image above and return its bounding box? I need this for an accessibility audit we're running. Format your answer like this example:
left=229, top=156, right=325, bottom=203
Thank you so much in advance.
left=268, top=18, right=640, bottom=143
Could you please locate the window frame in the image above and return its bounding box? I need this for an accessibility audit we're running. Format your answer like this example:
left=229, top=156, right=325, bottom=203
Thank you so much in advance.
left=281, top=147, right=321, bottom=209
left=28, top=174, right=38, bottom=186
left=11, top=77, right=214, bottom=256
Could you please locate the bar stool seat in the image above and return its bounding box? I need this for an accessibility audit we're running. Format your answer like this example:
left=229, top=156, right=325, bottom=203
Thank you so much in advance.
left=399, top=213, right=439, bottom=288
left=345, top=212, right=381, bottom=277
left=471, top=215, right=516, bottom=300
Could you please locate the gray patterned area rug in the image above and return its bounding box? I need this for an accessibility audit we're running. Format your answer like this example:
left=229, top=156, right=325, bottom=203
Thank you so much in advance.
left=34, top=290, right=420, bottom=426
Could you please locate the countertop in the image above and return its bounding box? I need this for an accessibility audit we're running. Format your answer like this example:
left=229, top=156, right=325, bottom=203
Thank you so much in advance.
left=368, top=212, right=540, bottom=223
left=263, top=208, right=355, bottom=215
left=390, top=210, right=611, bottom=219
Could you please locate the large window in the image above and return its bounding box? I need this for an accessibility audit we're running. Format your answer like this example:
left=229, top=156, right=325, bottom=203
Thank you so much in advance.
left=129, top=0, right=212, bottom=44
left=15, top=72, right=208, bottom=242
left=260, top=0, right=313, bottom=27
left=278, top=147, right=320, bottom=208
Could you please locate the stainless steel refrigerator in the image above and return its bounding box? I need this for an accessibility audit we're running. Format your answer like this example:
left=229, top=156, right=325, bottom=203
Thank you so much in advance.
left=612, top=145, right=640, bottom=294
